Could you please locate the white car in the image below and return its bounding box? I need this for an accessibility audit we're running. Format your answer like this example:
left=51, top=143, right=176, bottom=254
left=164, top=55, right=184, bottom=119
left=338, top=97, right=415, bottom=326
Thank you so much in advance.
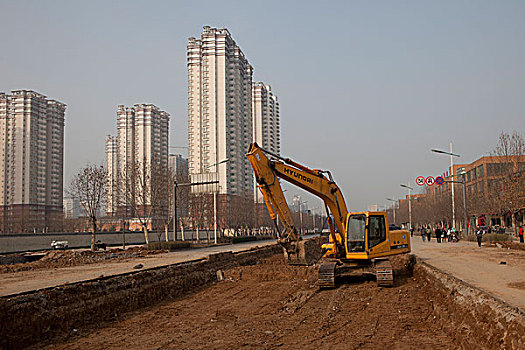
left=51, top=240, right=69, bottom=250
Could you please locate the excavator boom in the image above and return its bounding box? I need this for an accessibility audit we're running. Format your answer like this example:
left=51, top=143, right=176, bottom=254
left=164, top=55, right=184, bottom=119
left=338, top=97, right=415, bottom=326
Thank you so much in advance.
left=247, top=143, right=348, bottom=265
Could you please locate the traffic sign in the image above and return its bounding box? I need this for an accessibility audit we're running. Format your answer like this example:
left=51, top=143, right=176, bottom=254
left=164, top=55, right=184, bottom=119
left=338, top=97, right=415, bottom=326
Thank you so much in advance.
left=435, top=176, right=444, bottom=185
left=426, top=176, right=435, bottom=186
left=416, top=176, right=425, bottom=186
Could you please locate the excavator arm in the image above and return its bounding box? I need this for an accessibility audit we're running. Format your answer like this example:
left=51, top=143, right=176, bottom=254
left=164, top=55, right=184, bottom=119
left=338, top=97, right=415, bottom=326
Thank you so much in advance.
left=247, top=143, right=349, bottom=265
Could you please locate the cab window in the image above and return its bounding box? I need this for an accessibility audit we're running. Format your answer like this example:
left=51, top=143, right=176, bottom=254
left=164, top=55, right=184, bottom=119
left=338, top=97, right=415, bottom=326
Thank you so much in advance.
left=368, top=215, right=386, bottom=248
left=346, top=215, right=366, bottom=252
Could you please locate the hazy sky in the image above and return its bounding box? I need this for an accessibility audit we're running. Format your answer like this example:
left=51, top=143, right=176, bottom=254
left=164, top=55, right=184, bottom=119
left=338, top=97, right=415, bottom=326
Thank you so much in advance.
left=1, top=0, right=524, bottom=212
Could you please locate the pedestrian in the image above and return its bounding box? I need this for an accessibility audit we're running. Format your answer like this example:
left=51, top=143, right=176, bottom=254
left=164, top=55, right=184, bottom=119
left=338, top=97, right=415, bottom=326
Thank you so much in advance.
left=519, top=225, right=524, bottom=244
left=426, top=226, right=431, bottom=242
left=435, top=227, right=441, bottom=243
left=421, top=227, right=426, bottom=242
left=410, top=227, right=414, bottom=237
left=476, top=227, right=483, bottom=248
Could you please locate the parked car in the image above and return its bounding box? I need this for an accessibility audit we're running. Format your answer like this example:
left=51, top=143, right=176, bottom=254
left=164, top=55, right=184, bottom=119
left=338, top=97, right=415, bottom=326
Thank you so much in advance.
left=51, top=240, right=69, bottom=250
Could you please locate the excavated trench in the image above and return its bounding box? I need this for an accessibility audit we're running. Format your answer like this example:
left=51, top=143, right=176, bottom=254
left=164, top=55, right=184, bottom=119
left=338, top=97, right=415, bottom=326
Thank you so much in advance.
left=1, top=243, right=524, bottom=349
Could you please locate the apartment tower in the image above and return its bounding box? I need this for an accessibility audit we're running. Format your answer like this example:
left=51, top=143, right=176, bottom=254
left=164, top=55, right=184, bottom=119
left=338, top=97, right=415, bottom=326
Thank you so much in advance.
left=187, top=26, right=254, bottom=196
left=252, top=82, right=280, bottom=202
left=0, top=90, right=66, bottom=232
left=105, top=104, right=169, bottom=216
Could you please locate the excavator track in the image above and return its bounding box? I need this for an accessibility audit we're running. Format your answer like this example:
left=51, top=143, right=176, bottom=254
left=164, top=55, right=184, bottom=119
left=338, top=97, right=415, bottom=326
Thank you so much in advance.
left=374, top=259, right=394, bottom=287
left=318, top=261, right=337, bottom=288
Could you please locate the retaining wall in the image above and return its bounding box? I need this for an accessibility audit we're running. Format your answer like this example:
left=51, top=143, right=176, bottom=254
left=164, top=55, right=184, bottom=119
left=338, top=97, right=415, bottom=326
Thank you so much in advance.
left=0, top=244, right=281, bottom=349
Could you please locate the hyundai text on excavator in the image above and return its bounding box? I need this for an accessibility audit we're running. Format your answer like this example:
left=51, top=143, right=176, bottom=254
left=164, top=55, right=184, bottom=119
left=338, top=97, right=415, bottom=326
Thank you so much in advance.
left=246, top=143, right=411, bottom=287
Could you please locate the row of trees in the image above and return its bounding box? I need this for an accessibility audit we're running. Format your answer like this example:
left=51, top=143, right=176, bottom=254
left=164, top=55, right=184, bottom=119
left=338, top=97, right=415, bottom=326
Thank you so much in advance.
left=67, top=161, right=279, bottom=250
left=388, top=131, right=525, bottom=235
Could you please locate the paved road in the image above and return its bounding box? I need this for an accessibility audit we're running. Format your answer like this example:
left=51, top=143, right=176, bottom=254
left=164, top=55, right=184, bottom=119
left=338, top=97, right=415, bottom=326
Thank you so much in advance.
left=411, top=238, right=525, bottom=312
left=0, top=230, right=220, bottom=254
left=0, top=240, right=278, bottom=297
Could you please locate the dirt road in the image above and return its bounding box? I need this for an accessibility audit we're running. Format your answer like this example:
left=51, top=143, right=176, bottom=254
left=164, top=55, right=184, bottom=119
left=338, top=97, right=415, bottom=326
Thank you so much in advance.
left=411, top=238, right=525, bottom=311
left=0, top=240, right=276, bottom=297
left=47, top=255, right=458, bottom=350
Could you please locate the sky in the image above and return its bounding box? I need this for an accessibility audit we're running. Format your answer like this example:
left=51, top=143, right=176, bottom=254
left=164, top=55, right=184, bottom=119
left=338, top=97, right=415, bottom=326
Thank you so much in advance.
left=1, top=0, right=524, bottom=212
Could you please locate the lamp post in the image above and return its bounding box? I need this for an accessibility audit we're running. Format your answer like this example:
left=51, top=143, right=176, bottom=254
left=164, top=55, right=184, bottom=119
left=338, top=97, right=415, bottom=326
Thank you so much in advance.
left=206, top=158, right=230, bottom=244
left=299, top=199, right=308, bottom=236
left=386, top=197, right=397, bottom=224
left=400, top=183, right=413, bottom=230
left=446, top=167, right=469, bottom=235
left=432, top=143, right=460, bottom=229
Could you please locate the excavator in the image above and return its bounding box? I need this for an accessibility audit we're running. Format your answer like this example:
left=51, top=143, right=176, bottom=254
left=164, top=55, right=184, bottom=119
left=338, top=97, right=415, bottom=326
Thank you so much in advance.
left=246, top=143, right=411, bottom=288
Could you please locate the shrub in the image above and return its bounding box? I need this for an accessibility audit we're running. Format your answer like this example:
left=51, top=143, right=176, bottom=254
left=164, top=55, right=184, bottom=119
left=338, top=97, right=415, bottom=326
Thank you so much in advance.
left=483, top=233, right=512, bottom=242
left=465, top=233, right=512, bottom=242
left=145, top=241, right=191, bottom=251
left=231, top=236, right=257, bottom=244
left=256, top=235, right=275, bottom=241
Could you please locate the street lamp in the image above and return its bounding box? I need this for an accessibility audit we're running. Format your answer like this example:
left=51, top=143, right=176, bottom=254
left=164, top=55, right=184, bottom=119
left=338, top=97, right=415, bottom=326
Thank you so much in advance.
left=400, top=183, right=413, bottom=230
left=432, top=143, right=460, bottom=229
left=445, top=167, right=469, bottom=235
left=206, top=158, right=230, bottom=244
left=386, top=197, right=397, bottom=224
left=299, top=198, right=308, bottom=237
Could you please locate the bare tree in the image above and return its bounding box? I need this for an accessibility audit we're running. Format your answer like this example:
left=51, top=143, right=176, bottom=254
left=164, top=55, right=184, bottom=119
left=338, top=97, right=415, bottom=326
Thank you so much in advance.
left=488, top=131, right=525, bottom=234
left=120, top=161, right=152, bottom=244
left=119, top=160, right=174, bottom=244
left=150, top=165, right=175, bottom=242
left=68, top=164, right=106, bottom=251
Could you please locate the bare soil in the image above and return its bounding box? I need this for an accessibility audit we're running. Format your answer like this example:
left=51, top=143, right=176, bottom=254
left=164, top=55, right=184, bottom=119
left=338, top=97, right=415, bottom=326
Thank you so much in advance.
left=0, top=248, right=165, bottom=273
left=46, top=255, right=465, bottom=350
left=484, top=241, right=525, bottom=251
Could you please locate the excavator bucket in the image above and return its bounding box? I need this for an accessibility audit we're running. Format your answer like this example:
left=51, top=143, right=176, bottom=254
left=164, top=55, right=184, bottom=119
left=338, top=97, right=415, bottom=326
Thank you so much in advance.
left=283, top=240, right=323, bottom=266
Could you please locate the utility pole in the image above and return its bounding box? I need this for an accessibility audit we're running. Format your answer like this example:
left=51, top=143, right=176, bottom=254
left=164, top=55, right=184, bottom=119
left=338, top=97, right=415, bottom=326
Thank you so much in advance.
left=450, top=142, right=456, bottom=229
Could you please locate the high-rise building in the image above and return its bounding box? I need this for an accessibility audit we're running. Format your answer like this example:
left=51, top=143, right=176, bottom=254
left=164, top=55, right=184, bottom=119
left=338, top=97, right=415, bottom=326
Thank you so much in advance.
left=187, top=26, right=254, bottom=196
left=0, top=90, right=66, bottom=232
left=63, top=196, right=83, bottom=219
left=252, top=83, right=280, bottom=155
left=169, top=154, right=189, bottom=179
left=105, top=104, right=170, bottom=216
left=252, top=83, right=280, bottom=202
left=105, top=135, right=118, bottom=215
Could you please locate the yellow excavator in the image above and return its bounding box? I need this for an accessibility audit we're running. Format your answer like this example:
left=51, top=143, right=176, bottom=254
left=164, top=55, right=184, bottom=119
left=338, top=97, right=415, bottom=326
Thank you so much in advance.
left=246, top=143, right=411, bottom=287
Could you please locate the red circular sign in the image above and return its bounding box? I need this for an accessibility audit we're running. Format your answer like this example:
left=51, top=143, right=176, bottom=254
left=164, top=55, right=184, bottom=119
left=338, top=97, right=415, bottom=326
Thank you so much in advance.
left=416, top=176, right=425, bottom=186
left=426, top=176, right=435, bottom=186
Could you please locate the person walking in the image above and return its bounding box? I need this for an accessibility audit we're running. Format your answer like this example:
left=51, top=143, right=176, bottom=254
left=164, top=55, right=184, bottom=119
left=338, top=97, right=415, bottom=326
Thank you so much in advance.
left=476, top=227, right=483, bottom=248
left=421, top=227, right=426, bottom=242
left=426, top=226, right=432, bottom=242
left=435, top=227, right=441, bottom=243
left=519, top=225, right=524, bottom=243
left=410, top=227, right=414, bottom=237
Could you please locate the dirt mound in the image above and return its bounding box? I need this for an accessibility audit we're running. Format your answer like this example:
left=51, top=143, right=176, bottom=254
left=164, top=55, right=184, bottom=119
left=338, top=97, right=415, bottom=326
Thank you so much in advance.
left=484, top=241, right=525, bottom=251
left=0, top=248, right=164, bottom=273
